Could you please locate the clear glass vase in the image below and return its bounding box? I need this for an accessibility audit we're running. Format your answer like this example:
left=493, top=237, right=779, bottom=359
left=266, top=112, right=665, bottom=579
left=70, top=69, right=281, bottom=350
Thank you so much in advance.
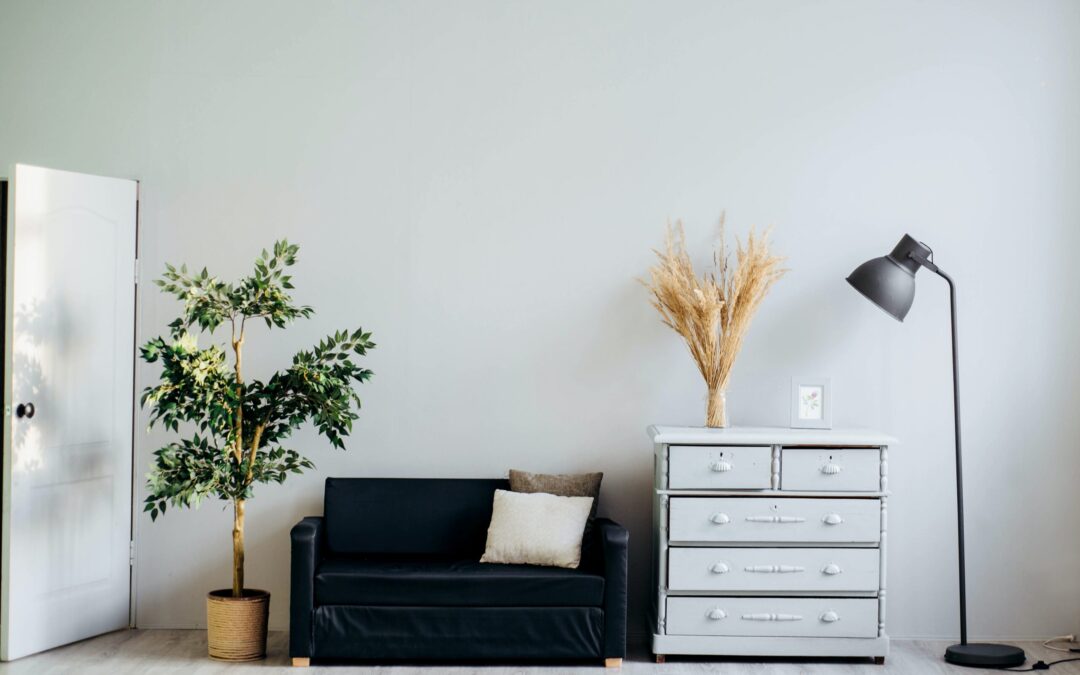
left=706, top=387, right=728, bottom=428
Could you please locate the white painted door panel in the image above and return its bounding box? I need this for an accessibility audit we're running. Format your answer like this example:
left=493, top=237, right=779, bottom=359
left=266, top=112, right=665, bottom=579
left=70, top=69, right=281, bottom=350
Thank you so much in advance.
left=1, top=164, right=137, bottom=661
left=668, top=497, right=881, bottom=544
left=668, top=547, right=880, bottom=592
left=666, top=597, right=878, bottom=638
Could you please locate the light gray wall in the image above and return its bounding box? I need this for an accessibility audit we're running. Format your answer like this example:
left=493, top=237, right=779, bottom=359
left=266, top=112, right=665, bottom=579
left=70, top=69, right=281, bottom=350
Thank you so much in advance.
left=2, top=0, right=1079, bottom=640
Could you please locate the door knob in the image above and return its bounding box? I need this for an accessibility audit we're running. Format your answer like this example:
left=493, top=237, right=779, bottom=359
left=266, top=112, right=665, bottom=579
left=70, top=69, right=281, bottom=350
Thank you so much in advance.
left=15, top=402, right=35, bottom=419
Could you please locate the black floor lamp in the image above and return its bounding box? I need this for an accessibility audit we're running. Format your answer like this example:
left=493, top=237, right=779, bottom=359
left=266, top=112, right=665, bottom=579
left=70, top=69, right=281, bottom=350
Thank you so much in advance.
left=846, top=234, right=1026, bottom=669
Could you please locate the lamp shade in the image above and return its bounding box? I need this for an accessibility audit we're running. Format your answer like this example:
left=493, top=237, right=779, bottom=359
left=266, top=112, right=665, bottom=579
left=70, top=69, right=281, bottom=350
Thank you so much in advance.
left=846, top=234, right=932, bottom=322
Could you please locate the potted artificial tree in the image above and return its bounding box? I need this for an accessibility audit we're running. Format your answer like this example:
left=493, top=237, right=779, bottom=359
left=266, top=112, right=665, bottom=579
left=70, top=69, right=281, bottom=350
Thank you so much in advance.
left=140, top=241, right=374, bottom=661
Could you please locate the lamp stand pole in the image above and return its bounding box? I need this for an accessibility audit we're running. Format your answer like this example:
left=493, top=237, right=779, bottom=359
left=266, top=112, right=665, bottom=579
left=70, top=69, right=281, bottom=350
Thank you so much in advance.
left=914, top=255, right=1025, bottom=668
left=940, top=268, right=968, bottom=645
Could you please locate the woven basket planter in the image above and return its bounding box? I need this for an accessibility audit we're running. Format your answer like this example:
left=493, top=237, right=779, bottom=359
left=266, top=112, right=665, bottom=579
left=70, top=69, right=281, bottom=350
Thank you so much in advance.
left=206, top=589, right=270, bottom=661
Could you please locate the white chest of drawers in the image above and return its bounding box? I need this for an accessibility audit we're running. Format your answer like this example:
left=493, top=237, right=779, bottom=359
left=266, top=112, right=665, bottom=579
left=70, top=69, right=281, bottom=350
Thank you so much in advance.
left=649, top=426, right=895, bottom=664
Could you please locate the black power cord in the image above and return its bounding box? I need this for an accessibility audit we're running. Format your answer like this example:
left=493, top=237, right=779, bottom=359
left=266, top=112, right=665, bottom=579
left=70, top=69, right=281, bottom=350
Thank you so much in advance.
left=1000, top=657, right=1080, bottom=671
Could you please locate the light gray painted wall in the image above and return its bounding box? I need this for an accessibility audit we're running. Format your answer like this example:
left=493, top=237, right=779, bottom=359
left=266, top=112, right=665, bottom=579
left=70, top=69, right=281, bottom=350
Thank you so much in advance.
left=2, top=0, right=1078, bottom=640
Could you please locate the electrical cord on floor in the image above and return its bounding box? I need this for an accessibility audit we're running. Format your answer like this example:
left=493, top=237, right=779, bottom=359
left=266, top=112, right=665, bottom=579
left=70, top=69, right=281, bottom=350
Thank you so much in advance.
left=1043, top=635, right=1078, bottom=653
left=999, top=657, right=1080, bottom=671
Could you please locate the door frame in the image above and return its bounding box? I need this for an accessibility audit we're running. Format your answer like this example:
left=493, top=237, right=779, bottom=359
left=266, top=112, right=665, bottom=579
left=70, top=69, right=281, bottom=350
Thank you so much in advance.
left=127, top=181, right=141, bottom=628
left=1, top=175, right=12, bottom=641
left=0, top=179, right=7, bottom=584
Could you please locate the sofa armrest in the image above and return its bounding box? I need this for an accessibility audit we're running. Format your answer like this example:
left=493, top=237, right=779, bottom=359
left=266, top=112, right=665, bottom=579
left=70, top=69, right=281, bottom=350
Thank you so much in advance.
left=289, top=516, right=325, bottom=658
left=592, top=518, right=629, bottom=659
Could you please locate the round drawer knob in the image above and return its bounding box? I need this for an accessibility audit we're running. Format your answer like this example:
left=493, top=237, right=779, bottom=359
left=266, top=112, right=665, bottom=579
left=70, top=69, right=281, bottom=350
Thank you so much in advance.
left=820, top=611, right=841, bottom=623
left=709, top=562, right=730, bottom=574
left=822, top=513, right=844, bottom=525
left=710, top=460, right=733, bottom=472
left=707, top=608, right=727, bottom=621
left=710, top=513, right=731, bottom=525
left=821, top=563, right=843, bottom=575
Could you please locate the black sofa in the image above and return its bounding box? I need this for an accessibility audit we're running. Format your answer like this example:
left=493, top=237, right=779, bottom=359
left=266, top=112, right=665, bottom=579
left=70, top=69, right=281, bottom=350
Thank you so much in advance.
left=290, top=477, right=629, bottom=667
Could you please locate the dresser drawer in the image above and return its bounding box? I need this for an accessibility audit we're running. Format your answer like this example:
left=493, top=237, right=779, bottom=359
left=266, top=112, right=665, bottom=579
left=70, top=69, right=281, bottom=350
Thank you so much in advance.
left=668, top=547, right=879, bottom=592
left=668, top=497, right=880, bottom=544
left=782, top=448, right=880, bottom=492
left=666, top=597, right=878, bottom=638
left=668, top=445, right=772, bottom=490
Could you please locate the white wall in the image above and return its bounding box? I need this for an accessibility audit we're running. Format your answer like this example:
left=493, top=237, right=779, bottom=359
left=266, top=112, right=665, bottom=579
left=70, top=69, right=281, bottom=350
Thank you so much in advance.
left=2, top=0, right=1079, bottom=641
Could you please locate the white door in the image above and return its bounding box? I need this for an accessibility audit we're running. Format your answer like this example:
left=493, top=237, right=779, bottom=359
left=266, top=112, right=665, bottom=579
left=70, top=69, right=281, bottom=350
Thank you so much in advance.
left=0, top=164, right=137, bottom=660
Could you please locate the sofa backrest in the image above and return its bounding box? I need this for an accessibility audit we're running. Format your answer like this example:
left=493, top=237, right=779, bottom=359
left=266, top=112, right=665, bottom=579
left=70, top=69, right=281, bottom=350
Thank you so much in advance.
left=323, top=477, right=509, bottom=556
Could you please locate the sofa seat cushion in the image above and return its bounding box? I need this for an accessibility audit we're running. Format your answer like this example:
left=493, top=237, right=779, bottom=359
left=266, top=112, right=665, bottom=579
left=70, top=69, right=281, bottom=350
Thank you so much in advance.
left=314, top=557, right=605, bottom=607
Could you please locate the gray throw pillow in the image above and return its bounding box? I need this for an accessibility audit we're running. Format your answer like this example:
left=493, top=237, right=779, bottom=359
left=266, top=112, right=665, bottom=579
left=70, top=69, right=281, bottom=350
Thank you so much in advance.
left=508, top=469, right=603, bottom=518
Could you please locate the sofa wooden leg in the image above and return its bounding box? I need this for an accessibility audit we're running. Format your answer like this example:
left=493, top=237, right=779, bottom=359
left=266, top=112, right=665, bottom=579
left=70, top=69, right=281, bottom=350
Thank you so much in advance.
left=605, top=657, right=623, bottom=668
left=655, top=654, right=666, bottom=664
left=292, top=657, right=310, bottom=667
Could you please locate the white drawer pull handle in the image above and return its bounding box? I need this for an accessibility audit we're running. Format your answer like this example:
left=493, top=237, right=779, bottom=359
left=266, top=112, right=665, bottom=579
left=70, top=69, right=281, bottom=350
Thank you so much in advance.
left=744, top=564, right=805, bottom=574
left=820, top=611, right=841, bottom=623
left=746, top=515, right=805, bottom=524
left=822, top=513, right=844, bottom=525
left=741, top=613, right=803, bottom=622
left=821, top=563, right=843, bottom=575
left=710, top=513, right=731, bottom=525
left=709, top=562, right=730, bottom=574
left=709, top=459, right=733, bottom=472
left=820, top=462, right=843, bottom=475
left=707, top=608, right=727, bottom=620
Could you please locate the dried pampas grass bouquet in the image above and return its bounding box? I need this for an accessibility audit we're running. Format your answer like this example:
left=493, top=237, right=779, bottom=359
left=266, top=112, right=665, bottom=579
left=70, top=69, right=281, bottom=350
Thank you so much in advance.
left=643, top=215, right=787, bottom=428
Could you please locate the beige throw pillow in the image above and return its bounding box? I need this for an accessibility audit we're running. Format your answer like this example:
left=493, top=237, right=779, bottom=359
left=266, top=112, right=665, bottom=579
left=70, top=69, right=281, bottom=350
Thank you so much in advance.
left=508, top=469, right=603, bottom=517
left=480, top=489, right=594, bottom=569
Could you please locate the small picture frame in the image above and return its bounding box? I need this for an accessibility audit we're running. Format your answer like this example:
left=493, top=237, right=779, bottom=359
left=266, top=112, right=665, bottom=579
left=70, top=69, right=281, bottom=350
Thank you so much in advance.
left=790, top=377, right=832, bottom=429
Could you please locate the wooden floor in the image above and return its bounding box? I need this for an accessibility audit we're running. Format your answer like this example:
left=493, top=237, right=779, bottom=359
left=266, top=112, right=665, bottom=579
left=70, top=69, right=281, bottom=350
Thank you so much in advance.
left=0, top=630, right=1077, bottom=674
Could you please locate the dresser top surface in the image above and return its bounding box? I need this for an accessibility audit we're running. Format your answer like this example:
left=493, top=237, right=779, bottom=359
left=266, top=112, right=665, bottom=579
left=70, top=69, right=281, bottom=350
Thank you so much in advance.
left=648, top=425, right=897, bottom=447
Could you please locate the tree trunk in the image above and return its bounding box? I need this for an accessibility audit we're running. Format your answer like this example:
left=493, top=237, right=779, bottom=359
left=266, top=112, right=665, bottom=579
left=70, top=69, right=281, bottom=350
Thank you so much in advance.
left=706, top=386, right=728, bottom=428
left=231, top=324, right=246, bottom=598
left=232, top=499, right=245, bottom=597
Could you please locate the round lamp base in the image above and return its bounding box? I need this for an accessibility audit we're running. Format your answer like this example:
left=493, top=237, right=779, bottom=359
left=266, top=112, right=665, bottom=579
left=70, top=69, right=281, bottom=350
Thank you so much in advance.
left=945, top=643, right=1026, bottom=668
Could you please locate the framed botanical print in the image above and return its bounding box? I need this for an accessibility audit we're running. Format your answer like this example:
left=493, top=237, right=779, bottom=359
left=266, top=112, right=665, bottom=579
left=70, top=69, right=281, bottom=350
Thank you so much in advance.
left=790, top=377, right=832, bottom=429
